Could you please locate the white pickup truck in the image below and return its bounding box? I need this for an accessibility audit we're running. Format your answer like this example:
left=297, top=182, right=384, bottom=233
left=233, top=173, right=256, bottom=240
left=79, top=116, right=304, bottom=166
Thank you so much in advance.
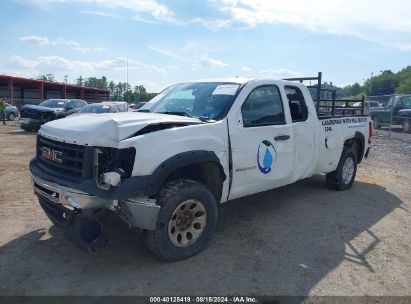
left=30, top=74, right=372, bottom=261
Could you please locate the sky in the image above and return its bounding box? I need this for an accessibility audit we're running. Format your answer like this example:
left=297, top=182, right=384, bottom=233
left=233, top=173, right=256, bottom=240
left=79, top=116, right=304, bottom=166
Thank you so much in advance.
left=0, top=0, right=410, bottom=92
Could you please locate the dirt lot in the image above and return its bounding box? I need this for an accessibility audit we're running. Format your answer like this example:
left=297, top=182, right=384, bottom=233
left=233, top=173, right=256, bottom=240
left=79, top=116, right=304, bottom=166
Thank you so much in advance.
left=0, top=121, right=410, bottom=297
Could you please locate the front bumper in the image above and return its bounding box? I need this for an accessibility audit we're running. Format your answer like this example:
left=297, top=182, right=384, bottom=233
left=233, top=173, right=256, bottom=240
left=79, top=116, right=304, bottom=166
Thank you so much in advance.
left=31, top=169, right=161, bottom=232
left=37, top=195, right=107, bottom=251
left=19, top=118, right=41, bottom=130
left=31, top=172, right=114, bottom=210
left=30, top=157, right=148, bottom=200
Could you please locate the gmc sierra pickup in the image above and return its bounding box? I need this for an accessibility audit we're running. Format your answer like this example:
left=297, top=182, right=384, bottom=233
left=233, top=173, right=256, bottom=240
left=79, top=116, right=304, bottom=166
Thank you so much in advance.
left=29, top=73, right=372, bottom=261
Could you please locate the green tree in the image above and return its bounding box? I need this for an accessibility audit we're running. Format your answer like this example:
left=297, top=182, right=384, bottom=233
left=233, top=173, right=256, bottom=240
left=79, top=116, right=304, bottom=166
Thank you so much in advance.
left=114, top=82, right=124, bottom=100
left=37, top=73, right=55, bottom=81
left=364, top=70, right=398, bottom=96
left=76, top=76, right=84, bottom=86
left=396, top=66, right=411, bottom=93
left=84, top=76, right=108, bottom=89
left=397, top=78, right=411, bottom=94
left=341, top=82, right=364, bottom=97
left=108, top=81, right=116, bottom=100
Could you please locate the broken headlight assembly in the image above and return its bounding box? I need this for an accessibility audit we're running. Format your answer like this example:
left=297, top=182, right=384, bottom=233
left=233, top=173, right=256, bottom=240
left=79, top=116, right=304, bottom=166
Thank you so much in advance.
left=93, top=147, right=136, bottom=190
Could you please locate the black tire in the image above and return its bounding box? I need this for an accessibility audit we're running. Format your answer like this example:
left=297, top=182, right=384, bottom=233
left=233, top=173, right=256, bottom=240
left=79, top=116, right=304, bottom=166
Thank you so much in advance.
left=326, top=147, right=357, bottom=191
left=7, top=113, right=15, bottom=121
left=143, top=179, right=218, bottom=261
left=403, top=119, right=411, bottom=133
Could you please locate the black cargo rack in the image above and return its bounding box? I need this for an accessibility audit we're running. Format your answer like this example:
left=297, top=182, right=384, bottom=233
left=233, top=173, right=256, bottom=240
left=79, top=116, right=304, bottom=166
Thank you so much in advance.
left=283, top=72, right=366, bottom=118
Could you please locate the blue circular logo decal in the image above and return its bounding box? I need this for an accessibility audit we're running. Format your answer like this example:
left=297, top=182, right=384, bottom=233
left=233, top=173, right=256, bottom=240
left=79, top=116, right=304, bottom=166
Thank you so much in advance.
left=257, top=140, right=277, bottom=174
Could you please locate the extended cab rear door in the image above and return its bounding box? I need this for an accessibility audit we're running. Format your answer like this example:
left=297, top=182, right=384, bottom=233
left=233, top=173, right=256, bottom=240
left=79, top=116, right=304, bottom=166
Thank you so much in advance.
left=227, top=81, right=294, bottom=200
left=284, top=84, right=316, bottom=181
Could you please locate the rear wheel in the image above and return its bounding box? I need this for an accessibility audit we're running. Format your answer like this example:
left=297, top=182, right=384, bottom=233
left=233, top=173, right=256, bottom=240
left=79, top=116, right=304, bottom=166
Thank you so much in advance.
left=143, top=179, right=218, bottom=261
left=326, top=147, right=357, bottom=191
left=403, top=119, right=411, bottom=133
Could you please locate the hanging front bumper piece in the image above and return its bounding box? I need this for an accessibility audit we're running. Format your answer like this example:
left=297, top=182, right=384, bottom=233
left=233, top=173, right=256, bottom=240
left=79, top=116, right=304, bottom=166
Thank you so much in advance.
left=30, top=170, right=161, bottom=251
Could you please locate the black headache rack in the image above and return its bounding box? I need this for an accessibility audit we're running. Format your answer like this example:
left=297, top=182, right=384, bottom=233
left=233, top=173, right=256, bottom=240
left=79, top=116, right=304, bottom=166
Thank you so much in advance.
left=284, top=72, right=366, bottom=119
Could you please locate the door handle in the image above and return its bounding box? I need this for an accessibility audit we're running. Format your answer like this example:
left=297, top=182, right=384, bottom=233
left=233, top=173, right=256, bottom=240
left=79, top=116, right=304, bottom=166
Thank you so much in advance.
left=274, top=135, right=290, bottom=141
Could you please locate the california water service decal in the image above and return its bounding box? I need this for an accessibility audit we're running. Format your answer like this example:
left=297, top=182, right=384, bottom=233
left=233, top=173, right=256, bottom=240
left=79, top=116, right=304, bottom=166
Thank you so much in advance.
left=257, top=140, right=277, bottom=174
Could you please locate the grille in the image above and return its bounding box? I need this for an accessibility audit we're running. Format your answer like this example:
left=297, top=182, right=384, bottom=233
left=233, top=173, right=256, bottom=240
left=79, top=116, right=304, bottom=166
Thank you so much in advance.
left=20, top=109, right=55, bottom=121
left=37, top=135, right=92, bottom=181
left=20, top=109, right=38, bottom=119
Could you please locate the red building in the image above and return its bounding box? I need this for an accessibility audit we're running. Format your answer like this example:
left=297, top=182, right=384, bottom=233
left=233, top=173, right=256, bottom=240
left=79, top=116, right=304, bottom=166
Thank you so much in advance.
left=0, top=74, right=110, bottom=108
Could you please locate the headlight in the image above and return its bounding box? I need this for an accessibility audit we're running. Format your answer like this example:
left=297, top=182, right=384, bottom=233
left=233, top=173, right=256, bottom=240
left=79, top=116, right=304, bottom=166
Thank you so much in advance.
left=93, top=147, right=136, bottom=189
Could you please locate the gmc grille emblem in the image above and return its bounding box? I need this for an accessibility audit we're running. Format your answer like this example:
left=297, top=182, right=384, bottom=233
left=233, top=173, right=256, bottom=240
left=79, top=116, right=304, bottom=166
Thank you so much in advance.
left=41, top=147, right=63, bottom=163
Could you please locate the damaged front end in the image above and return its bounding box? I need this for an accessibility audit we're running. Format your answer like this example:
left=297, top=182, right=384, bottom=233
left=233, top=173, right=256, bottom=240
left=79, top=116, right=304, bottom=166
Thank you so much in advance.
left=31, top=137, right=160, bottom=251
left=37, top=195, right=107, bottom=251
left=93, top=146, right=136, bottom=190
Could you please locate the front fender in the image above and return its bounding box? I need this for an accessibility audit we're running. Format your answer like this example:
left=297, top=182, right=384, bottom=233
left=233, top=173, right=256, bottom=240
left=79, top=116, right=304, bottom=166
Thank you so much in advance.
left=144, top=150, right=224, bottom=196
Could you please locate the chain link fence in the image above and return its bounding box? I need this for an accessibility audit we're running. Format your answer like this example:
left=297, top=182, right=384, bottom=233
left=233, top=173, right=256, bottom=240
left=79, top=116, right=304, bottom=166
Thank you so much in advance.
left=368, top=94, right=411, bottom=138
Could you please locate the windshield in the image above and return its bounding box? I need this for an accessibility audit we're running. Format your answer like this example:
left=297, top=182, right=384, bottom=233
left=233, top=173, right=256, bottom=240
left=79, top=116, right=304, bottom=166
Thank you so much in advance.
left=80, top=104, right=111, bottom=113
left=140, top=82, right=240, bottom=120
left=39, top=99, right=66, bottom=108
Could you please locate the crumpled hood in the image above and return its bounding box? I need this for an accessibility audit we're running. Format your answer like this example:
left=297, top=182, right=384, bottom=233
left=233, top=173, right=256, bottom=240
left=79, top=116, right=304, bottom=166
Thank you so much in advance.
left=39, top=112, right=203, bottom=147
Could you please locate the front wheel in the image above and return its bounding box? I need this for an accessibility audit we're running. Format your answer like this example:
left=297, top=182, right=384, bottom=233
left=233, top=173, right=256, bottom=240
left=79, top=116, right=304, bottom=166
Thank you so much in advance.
left=326, top=147, right=357, bottom=191
left=143, top=179, right=218, bottom=261
left=403, top=119, right=411, bottom=133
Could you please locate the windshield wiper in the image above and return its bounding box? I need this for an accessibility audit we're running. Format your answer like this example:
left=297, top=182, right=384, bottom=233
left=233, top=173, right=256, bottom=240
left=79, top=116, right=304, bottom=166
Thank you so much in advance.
left=159, top=111, right=193, bottom=118
left=138, top=109, right=150, bottom=112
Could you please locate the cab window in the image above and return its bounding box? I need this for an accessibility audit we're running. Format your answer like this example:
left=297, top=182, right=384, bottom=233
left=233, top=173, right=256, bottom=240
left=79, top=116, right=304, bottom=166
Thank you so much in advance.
left=285, top=86, right=308, bottom=122
left=241, top=85, right=285, bottom=127
left=401, top=96, right=411, bottom=107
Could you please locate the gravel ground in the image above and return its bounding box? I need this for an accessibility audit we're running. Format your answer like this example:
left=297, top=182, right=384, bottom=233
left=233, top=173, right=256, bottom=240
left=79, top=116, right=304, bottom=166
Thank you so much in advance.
left=0, top=121, right=410, bottom=297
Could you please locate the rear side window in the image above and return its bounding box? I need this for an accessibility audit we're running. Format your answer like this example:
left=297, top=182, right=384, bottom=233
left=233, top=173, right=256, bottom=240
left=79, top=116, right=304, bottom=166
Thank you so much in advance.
left=241, top=85, right=285, bottom=127
left=285, top=86, right=308, bottom=122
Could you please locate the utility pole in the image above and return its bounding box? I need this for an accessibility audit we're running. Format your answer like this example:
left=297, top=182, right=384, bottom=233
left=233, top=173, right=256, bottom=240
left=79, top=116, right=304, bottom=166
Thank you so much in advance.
left=126, top=57, right=128, bottom=102
left=368, top=72, right=373, bottom=97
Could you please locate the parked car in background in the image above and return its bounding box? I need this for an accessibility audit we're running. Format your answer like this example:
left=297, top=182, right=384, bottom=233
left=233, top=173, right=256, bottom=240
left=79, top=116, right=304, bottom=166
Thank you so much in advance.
left=129, top=102, right=147, bottom=112
left=5, top=103, right=19, bottom=120
left=366, top=100, right=382, bottom=108
left=352, top=101, right=382, bottom=115
left=353, top=100, right=381, bottom=109
left=129, top=103, right=137, bottom=111
left=19, top=99, right=87, bottom=131
left=370, top=95, right=411, bottom=129
left=72, top=101, right=129, bottom=115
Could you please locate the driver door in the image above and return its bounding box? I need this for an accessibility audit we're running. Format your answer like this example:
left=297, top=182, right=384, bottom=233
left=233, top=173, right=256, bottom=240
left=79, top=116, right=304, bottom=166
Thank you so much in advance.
left=227, top=82, right=294, bottom=200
